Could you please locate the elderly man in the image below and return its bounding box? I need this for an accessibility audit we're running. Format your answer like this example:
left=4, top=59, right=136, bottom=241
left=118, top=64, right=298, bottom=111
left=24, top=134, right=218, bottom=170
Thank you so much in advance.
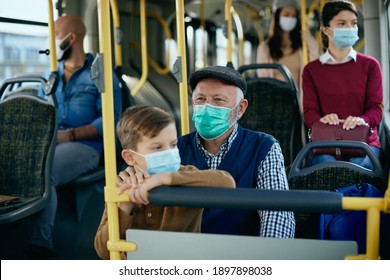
left=118, top=65, right=294, bottom=238
left=178, top=65, right=295, bottom=237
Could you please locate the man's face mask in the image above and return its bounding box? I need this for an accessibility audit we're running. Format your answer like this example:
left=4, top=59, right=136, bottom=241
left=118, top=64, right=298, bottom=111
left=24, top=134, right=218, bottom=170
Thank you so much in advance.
left=55, top=33, right=72, bottom=61
left=192, top=103, right=238, bottom=140
left=279, top=16, right=297, bottom=32
left=329, top=27, right=359, bottom=49
left=131, top=148, right=181, bottom=175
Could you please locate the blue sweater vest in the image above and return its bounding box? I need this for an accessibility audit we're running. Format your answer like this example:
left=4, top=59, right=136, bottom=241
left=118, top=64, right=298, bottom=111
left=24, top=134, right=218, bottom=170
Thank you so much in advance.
left=178, top=125, right=276, bottom=236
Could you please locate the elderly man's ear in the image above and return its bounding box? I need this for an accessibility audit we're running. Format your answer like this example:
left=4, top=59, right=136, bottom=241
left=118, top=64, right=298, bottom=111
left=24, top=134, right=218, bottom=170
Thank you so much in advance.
left=237, top=99, right=248, bottom=120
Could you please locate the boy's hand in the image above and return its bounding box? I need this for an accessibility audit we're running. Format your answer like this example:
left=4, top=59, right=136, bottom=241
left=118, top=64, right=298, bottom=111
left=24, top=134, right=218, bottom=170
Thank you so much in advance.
left=117, top=165, right=149, bottom=195
left=128, top=173, right=172, bottom=205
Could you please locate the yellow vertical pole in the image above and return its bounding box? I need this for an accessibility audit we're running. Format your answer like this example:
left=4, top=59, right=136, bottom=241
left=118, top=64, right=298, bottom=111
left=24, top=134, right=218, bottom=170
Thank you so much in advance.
left=47, top=0, right=57, bottom=72
left=225, top=0, right=232, bottom=64
left=200, top=0, right=206, bottom=65
left=176, top=0, right=189, bottom=136
left=300, top=0, right=308, bottom=66
left=109, top=0, right=122, bottom=68
left=97, top=0, right=120, bottom=260
left=365, top=207, right=380, bottom=259
left=131, top=0, right=148, bottom=96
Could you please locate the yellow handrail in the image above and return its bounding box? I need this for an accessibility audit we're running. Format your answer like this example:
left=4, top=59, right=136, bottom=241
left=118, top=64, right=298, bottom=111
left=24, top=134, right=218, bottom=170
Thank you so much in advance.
left=200, top=0, right=207, bottom=65
left=342, top=172, right=390, bottom=260
left=130, top=11, right=173, bottom=75
left=96, top=0, right=121, bottom=260
left=47, top=0, right=57, bottom=72
left=225, top=0, right=233, bottom=64
left=355, top=38, right=365, bottom=52
left=300, top=0, right=308, bottom=66
left=231, top=8, right=244, bottom=66
left=131, top=0, right=148, bottom=97
left=342, top=197, right=383, bottom=259
left=176, top=0, right=189, bottom=136
left=109, top=0, right=122, bottom=68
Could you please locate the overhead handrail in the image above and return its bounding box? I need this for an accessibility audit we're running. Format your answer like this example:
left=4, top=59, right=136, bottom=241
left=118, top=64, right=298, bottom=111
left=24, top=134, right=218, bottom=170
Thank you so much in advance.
left=240, top=2, right=265, bottom=44
left=131, top=0, right=148, bottom=97
left=175, top=0, right=189, bottom=135
left=129, top=11, right=172, bottom=75
left=96, top=0, right=120, bottom=260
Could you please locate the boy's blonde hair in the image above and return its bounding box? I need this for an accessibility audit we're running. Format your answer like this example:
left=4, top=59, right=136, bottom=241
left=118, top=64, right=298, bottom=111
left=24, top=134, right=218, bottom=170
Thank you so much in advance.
left=117, top=106, right=174, bottom=150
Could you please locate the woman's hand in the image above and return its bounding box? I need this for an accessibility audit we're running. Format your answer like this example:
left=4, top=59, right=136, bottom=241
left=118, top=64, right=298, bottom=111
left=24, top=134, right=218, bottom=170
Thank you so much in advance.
left=342, top=116, right=368, bottom=130
left=320, top=114, right=368, bottom=130
left=320, top=113, right=341, bottom=125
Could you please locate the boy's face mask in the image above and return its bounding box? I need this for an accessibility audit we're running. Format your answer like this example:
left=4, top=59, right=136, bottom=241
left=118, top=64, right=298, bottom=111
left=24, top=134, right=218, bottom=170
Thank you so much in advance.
left=192, top=103, right=238, bottom=140
left=131, top=148, right=181, bottom=175
left=329, top=27, right=359, bottom=49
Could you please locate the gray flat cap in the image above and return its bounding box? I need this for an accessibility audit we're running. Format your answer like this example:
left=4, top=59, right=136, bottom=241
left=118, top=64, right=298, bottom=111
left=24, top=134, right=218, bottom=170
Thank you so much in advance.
left=188, top=65, right=247, bottom=94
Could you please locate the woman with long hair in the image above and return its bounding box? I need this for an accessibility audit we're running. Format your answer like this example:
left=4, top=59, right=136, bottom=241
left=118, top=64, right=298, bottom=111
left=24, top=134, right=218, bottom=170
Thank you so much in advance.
left=257, top=0, right=319, bottom=89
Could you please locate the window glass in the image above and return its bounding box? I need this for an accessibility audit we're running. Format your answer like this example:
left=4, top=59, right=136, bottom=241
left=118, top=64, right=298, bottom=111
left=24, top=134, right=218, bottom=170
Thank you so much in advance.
left=0, top=0, right=57, bottom=83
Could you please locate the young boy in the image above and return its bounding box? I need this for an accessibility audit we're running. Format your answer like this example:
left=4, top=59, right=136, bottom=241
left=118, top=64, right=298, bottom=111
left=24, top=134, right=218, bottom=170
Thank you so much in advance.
left=94, top=106, right=235, bottom=259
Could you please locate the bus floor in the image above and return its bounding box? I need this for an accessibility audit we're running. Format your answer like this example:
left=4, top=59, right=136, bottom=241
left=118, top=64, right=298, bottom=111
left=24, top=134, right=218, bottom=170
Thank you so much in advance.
left=0, top=184, right=105, bottom=260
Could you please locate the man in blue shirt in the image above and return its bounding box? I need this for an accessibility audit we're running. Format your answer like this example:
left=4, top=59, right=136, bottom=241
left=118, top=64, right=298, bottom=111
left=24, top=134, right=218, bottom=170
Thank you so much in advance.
left=29, top=15, right=122, bottom=259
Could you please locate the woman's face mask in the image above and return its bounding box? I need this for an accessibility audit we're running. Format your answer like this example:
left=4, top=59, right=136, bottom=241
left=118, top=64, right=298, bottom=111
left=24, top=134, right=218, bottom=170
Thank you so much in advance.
left=192, top=103, right=238, bottom=140
left=131, top=148, right=181, bottom=175
left=279, top=16, right=297, bottom=32
left=329, top=27, right=359, bottom=49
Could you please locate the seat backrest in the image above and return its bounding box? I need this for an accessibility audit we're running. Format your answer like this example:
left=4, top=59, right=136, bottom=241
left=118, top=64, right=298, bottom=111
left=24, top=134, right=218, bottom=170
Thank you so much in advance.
left=237, top=63, right=302, bottom=170
left=287, top=140, right=386, bottom=238
left=0, top=77, right=57, bottom=224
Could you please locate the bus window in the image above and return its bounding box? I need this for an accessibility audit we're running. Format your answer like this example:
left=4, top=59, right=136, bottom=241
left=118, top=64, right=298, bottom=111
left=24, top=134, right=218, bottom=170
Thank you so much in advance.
left=0, top=0, right=57, bottom=83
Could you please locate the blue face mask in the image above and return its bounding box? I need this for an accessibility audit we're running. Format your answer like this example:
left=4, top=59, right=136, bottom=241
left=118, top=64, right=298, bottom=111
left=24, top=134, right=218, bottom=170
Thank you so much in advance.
left=331, top=27, right=359, bottom=49
left=192, top=103, right=237, bottom=140
left=132, top=148, right=181, bottom=175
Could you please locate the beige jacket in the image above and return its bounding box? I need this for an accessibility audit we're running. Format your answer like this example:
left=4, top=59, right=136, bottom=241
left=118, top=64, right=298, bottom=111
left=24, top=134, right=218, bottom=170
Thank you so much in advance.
left=256, top=33, right=319, bottom=91
left=94, top=165, right=235, bottom=260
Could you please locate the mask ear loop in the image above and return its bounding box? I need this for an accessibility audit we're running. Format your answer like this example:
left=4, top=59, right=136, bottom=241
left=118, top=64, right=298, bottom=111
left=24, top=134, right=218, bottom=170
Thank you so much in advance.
left=128, top=149, right=150, bottom=176
left=59, top=33, right=72, bottom=50
left=134, top=164, right=147, bottom=174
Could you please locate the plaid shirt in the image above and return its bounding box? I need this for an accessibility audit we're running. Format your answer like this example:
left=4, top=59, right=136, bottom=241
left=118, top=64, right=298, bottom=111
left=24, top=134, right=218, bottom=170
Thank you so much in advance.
left=196, top=124, right=295, bottom=238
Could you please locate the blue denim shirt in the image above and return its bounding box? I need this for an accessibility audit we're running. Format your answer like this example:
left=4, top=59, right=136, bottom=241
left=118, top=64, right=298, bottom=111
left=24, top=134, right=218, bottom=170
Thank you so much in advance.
left=40, top=53, right=122, bottom=154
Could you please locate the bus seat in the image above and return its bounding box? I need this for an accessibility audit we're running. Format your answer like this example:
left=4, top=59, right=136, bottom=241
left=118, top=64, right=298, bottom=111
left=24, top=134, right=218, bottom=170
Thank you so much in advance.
left=0, top=77, right=57, bottom=225
left=288, top=140, right=386, bottom=239
left=237, top=63, right=302, bottom=171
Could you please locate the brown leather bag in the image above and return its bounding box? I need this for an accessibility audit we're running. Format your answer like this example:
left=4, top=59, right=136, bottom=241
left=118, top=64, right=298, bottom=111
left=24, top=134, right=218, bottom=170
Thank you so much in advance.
left=309, top=121, right=371, bottom=158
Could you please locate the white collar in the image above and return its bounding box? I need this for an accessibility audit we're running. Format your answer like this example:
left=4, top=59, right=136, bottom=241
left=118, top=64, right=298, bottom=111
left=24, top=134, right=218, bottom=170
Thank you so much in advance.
left=320, top=48, right=357, bottom=65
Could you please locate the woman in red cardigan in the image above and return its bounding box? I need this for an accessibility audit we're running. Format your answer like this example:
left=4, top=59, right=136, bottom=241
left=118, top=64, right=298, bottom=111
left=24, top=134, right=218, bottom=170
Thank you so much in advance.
left=302, top=0, right=383, bottom=170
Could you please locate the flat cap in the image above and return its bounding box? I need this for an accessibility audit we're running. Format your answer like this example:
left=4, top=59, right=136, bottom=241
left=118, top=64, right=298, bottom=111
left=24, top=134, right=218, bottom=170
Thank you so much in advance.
left=188, top=65, right=247, bottom=94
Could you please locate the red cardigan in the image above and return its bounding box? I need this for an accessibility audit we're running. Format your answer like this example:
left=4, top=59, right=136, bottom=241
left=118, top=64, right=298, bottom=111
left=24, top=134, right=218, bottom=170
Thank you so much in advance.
left=302, top=53, right=383, bottom=148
